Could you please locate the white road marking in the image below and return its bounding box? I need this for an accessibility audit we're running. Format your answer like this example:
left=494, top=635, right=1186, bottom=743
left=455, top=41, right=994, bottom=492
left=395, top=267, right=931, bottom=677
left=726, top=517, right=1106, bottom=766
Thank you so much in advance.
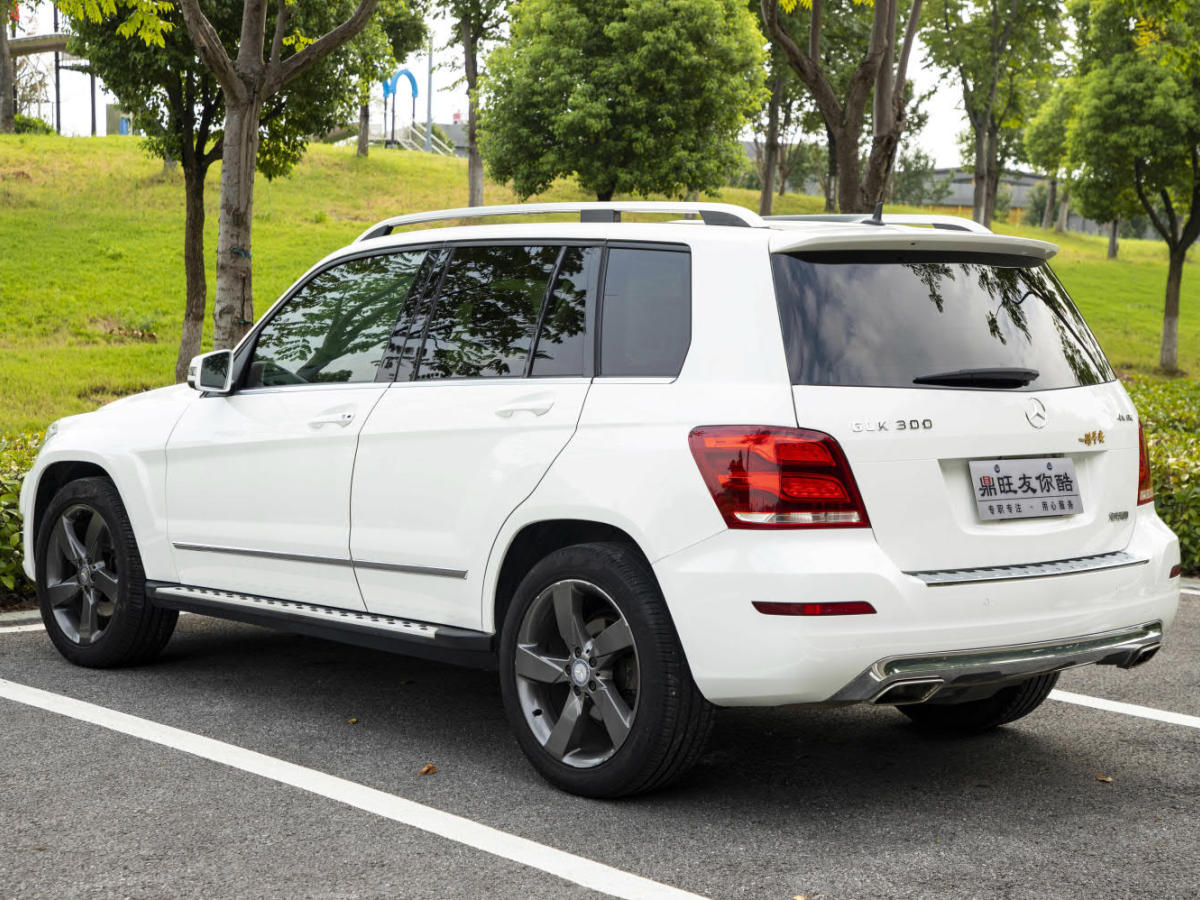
left=0, top=678, right=707, bottom=900
left=1050, top=689, right=1200, bottom=730
left=1181, top=589, right=1200, bottom=599
left=0, top=623, right=44, bottom=634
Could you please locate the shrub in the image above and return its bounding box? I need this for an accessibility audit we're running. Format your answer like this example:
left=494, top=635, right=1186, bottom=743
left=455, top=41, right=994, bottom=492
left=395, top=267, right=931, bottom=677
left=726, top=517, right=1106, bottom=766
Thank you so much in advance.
left=14, top=114, right=53, bottom=135
left=1125, top=377, right=1199, bottom=574
left=0, top=432, right=41, bottom=603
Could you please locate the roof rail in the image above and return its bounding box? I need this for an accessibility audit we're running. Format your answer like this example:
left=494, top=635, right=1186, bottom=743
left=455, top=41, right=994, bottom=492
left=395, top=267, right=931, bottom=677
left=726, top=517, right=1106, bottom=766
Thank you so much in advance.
left=356, top=201, right=767, bottom=242
left=765, top=213, right=992, bottom=234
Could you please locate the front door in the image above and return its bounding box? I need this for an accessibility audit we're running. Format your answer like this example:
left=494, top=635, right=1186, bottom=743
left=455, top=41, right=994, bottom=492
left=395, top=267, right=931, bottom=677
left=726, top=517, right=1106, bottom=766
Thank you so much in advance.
left=165, top=249, right=427, bottom=609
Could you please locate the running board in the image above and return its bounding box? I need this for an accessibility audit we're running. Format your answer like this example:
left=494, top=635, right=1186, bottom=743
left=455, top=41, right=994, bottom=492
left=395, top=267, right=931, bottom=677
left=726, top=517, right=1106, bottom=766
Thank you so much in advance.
left=146, top=582, right=496, bottom=668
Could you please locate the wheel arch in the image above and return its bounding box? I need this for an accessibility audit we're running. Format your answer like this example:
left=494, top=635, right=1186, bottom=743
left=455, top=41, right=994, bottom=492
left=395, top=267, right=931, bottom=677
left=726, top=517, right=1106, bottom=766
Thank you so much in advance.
left=487, top=519, right=661, bottom=636
left=32, top=460, right=113, bottom=546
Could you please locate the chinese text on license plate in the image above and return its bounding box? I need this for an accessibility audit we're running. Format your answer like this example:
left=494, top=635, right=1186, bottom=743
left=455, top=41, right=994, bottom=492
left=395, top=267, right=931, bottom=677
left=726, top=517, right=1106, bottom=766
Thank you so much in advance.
left=968, top=457, right=1082, bottom=521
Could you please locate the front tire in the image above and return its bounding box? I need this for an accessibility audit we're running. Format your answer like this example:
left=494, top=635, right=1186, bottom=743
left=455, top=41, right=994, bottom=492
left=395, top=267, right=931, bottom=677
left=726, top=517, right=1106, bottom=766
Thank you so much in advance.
left=499, top=542, right=713, bottom=798
left=899, top=672, right=1060, bottom=734
left=35, top=477, right=177, bottom=668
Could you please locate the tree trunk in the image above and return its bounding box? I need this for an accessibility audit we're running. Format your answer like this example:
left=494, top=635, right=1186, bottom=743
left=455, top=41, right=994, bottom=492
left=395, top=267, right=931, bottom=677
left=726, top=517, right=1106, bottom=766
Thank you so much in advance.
left=460, top=16, right=484, bottom=207
left=759, top=74, right=783, bottom=216
left=213, top=98, right=263, bottom=350
left=1055, top=190, right=1070, bottom=232
left=596, top=187, right=614, bottom=202
left=357, top=103, right=369, bottom=157
left=861, top=130, right=901, bottom=211
left=834, top=126, right=864, bottom=213
left=1107, top=218, right=1119, bottom=260
left=176, top=163, right=210, bottom=382
left=971, top=127, right=988, bottom=225
left=1041, top=177, right=1057, bottom=230
left=0, top=23, right=13, bottom=134
left=824, top=126, right=837, bottom=211
left=1160, top=247, right=1184, bottom=371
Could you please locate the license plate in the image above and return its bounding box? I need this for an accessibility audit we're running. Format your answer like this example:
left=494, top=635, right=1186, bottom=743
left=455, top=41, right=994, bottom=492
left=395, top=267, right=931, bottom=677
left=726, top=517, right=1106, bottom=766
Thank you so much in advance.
left=968, top=457, right=1083, bottom=521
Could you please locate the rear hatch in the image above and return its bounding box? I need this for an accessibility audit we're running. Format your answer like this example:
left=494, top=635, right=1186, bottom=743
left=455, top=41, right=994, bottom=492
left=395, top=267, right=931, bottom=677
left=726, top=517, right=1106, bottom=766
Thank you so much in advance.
left=770, top=243, right=1140, bottom=572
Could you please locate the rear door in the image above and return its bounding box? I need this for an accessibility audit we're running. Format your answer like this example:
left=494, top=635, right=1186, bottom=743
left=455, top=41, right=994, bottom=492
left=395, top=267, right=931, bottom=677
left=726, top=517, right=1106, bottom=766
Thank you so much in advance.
left=351, top=243, right=600, bottom=629
left=165, top=250, right=426, bottom=608
left=771, top=251, right=1139, bottom=572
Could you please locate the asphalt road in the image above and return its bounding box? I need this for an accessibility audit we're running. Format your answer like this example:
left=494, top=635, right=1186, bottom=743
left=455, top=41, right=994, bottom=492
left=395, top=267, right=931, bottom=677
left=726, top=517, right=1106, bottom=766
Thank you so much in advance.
left=1, top=590, right=1198, bottom=900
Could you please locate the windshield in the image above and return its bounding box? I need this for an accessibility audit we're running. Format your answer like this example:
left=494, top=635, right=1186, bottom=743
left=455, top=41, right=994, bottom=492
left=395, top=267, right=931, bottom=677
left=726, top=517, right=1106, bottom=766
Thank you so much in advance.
left=770, top=252, right=1114, bottom=391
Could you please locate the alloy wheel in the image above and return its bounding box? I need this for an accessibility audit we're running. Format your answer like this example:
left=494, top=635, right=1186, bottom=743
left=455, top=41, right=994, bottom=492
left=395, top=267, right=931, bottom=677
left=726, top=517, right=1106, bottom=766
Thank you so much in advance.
left=513, top=579, right=640, bottom=768
left=43, top=504, right=120, bottom=645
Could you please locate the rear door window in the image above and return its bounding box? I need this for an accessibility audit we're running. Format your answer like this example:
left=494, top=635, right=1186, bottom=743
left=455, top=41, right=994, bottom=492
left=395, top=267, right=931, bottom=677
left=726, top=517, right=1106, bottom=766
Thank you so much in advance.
left=416, top=245, right=559, bottom=379
left=529, top=246, right=601, bottom=377
left=599, top=247, right=691, bottom=377
left=770, top=253, right=1113, bottom=390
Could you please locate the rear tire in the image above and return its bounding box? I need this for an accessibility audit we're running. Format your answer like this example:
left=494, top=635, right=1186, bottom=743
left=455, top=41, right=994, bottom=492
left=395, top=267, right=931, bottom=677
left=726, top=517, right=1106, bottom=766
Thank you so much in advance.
left=899, top=672, right=1060, bottom=734
left=499, top=541, right=713, bottom=798
left=35, top=477, right=177, bottom=668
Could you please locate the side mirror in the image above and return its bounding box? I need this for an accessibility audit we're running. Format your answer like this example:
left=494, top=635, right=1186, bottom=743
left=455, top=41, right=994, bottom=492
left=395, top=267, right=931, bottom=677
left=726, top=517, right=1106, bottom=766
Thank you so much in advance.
left=187, top=350, right=234, bottom=394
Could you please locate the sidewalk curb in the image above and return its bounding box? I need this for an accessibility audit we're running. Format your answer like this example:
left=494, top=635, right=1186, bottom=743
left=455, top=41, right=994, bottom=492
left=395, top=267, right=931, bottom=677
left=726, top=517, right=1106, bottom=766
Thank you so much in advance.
left=0, top=609, right=42, bottom=626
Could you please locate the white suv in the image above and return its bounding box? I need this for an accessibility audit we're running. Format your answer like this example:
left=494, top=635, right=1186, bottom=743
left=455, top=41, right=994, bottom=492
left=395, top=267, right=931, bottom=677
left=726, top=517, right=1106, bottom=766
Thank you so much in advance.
left=20, top=202, right=1181, bottom=797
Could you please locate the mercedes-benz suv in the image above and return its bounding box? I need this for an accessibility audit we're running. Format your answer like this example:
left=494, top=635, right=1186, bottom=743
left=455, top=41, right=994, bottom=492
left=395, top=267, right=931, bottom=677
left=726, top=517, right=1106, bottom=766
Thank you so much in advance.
left=20, top=202, right=1180, bottom=797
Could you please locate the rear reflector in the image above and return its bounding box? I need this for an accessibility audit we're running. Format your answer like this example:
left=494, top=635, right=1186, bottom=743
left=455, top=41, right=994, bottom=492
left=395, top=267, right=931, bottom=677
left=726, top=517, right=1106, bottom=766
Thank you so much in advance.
left=1137, top=422, right=1154, bottom=505
left=1170, top=564, right=1182, bottom=579
left=688, top=426, right=870, bottom=529
left=752, top=600, right=877, bottom=616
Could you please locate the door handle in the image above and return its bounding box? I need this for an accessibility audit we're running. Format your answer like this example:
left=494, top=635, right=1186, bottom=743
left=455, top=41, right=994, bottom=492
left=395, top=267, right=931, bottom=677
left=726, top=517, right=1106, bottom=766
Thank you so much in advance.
left=494, top=395, right=555, bottom=418
left=309, top=411, right=355, bottom=428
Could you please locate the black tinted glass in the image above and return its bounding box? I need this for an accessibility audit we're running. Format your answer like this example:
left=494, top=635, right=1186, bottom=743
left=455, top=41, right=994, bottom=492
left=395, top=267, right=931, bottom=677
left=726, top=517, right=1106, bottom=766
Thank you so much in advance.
left=600, top=248, right=691, bottom=376
left=771, top=255, right=1113, bottom=390
left=418, top=245, right=559, bottom=379
left=248, top=252, right=424, bottom=387
left=530, top=246, right=599, bottom=377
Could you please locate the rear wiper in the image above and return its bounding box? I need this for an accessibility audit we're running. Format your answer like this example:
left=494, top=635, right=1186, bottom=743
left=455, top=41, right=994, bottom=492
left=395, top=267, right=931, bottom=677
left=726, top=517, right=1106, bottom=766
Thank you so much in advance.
left=912, top=367, right=1039, bottom=388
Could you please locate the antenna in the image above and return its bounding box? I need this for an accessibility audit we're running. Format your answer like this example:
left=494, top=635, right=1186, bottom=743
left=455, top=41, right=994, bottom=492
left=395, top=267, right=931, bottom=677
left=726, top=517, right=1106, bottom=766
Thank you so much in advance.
left=865, top=202, right=884, bottom=226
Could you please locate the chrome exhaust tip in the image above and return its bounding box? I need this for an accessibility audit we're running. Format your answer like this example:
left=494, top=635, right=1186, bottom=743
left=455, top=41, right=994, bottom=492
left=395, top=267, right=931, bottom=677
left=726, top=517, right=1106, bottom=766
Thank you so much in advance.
left=871, top=678, right=944, bottom=705
left=1121, top=643, right=1161, bottom=669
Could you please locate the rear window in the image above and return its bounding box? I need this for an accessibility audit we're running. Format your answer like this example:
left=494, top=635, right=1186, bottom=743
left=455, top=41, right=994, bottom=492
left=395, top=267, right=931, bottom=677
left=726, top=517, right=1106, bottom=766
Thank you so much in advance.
left=771, top=253, right=1114, bottom=390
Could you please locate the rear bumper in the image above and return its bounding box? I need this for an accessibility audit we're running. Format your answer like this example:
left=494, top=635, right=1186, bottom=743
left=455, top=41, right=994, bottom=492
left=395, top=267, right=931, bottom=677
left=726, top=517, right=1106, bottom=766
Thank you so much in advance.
left=653, top=507, right=1180, bottom=706
left=828, top=620, right=1162, bottom=705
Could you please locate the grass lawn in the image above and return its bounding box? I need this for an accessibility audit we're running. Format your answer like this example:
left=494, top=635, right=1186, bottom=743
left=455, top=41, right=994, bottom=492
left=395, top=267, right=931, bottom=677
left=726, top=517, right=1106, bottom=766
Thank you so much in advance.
left=1, top=133, right=1197, bottom=432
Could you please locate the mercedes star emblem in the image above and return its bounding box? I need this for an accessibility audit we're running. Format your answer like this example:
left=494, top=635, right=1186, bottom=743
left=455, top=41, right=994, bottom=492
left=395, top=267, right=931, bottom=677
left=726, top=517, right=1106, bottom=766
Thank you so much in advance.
left=1026, top=397, right=1047, bottom=429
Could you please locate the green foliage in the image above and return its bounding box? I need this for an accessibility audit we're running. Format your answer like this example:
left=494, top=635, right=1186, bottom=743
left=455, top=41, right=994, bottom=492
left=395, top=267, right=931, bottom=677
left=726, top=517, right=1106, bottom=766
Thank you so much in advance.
left=479, top=0, right=766, bottom=200
left=13, top=113, right=52, bottom=134
left=1125, top=376, right=1200, bottom=573
left=1023, top=182, right=1049, bottom=227
left=891, top=146, right=952, bottom=206
left=0, top=432, right=39, bottom=601
left=1066, top=0, right=1200, bottom=237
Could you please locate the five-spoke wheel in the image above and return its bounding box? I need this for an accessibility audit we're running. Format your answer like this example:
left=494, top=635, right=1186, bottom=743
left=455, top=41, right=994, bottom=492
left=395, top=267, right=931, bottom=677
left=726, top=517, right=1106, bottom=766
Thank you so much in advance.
left=513, top=578, right=640, bottom=768
left=36, top=477, right=177, bottom=667
left=499, top=542, right=713, bottom=797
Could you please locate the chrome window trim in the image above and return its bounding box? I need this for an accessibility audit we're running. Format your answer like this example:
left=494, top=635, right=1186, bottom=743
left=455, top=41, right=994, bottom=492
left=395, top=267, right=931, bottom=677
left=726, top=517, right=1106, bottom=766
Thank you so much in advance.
left=905, top=550, right=1147, bottom=586
left=172, top=542, right=467, bottom=580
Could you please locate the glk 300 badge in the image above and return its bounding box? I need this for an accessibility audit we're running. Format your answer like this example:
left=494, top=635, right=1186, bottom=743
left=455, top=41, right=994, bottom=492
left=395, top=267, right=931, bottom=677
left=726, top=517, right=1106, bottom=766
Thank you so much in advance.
left=1078, top=430, right=1105, bottom=446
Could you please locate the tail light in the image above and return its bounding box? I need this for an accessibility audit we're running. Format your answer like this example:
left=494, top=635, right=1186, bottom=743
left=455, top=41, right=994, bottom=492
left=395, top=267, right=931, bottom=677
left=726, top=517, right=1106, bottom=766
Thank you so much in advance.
left=1137, top=422, right=1154, bottom=505
left=688, top=426, right=869, bottom=529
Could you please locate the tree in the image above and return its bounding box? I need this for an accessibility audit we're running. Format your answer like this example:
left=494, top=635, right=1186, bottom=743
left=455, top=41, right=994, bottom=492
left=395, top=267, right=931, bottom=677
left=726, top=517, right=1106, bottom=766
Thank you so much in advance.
left=922, top=0, right=1062, bottom=225
left=67, top=2, right=415, bottom=380
left=436, top=0, right=506, bottom=206
left=171, top=0, right=381, bottom=349
left=1024, top=77, right=1075, bottom=230
left=760, top=0, right=923, bottom=214
left=1065, top=0, right=1200, bottom=371
left=479, top=0, right=765, bottom=201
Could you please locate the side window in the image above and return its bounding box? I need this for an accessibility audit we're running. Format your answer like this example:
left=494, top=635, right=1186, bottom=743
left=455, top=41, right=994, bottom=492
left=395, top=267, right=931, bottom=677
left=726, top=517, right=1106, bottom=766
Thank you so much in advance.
left=529, top=246, right=600, bottom=377
left=599, top=247, right=691, bottom=377
left=417, top=245, right=559, bottom=379
left=247, top=251, right=425, bottom=388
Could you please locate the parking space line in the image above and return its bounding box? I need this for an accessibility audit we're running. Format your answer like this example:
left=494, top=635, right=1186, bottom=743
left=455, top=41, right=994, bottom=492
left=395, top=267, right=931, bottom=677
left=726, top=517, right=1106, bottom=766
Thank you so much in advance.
left=0, top=678, right=707, bottom=900
left=1050, top=689, right=1200, bottom=730
left=0, top=623, right=44, bottom=634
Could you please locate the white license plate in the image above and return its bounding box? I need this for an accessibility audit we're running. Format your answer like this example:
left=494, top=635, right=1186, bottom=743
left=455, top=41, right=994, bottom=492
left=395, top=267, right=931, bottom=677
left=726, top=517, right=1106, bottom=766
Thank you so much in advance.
left=968, top=457, right=1083, bottom=521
